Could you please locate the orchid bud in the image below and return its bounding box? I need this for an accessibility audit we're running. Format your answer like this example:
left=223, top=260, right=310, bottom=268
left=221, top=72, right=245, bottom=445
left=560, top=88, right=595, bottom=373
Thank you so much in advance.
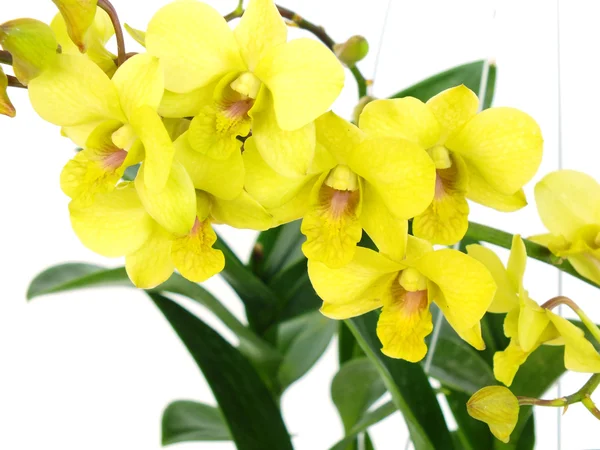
left=52, top=0, right=98, bottom=52
left=467, top=386, right=519, bottom=443
left=334, top=35, right=368, bottom=67
left=0, top=66, right=15, bottom=117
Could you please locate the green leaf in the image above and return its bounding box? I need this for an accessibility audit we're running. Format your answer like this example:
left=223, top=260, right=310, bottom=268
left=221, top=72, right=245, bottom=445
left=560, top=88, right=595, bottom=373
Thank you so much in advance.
left=251, top=220, right=305, bottom=281
left=331, top=358, right=387, bottom=432
left=162, top=400, right=231, bottom=445
left=445, top=389, right=493, bottom=450
left=151, top=293, right=294, bottom=450
left=346, top=312, right=454, bottom=450
left=364, top=432, right=375, bottom=450
left=276, top=311, right=336, bottom=390
left=329, top=401, right=396, bottom=450
left=27, top=263, right=280, bottom=366
left=338, top=321, right=365, bottom=365
left=390, top=60, right=496, bottom=109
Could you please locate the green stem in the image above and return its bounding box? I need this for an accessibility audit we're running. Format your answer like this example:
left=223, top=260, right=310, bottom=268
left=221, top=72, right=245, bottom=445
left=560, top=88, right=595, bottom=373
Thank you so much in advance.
left=0, top=50, right=12, bottom=65
left=465, top=222, right=600, bottom=290
left=97, top=0, right=126, bottom=66
left=582, top=396, right=600, bottom=420
left=542, top=296, right=600, bottom=345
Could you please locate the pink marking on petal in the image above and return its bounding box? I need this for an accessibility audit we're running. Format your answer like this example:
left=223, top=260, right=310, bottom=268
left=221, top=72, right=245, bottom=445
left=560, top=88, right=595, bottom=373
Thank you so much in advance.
left=434, top=172, right=446, bottom=200
left=330, top=190, right=353, bottom=219
left=404, top=290, right=428, bottom=314
left=102, top=149, right=127, bottom=170
left=224, top=98, right=254, bottom=120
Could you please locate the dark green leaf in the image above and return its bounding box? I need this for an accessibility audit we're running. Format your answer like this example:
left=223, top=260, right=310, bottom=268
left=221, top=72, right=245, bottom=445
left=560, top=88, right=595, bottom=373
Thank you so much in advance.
left=151, top=294, right=293, bottom=450
left=277, top=311, right=336, bottom=389
left=346, top=312, right=454, bottom=450
left=445, top=389, right=493, bottom=450
left=390, top=60, right=496, bottom=109
left=329, top=401, right=396, bottom=450
left=331, top=358, right=387, bottom=432
left=364, top=432, right=375, bottom=450
left=338, top=321, right=365, bottom=365
left=251, top=220, right=305, bottom=281
left=162, top=400, right=231, bottom=445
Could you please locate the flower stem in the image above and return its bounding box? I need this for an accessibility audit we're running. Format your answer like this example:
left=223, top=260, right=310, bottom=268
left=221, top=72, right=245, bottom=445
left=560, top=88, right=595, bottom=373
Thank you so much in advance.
left=98, top=0, right=126, bottom=66
left=541, top=296, right=600, bottom=345
left=6, top=75, right=25, bottom=89
left=0, top=50, right=12, bottom=65
left=465, top=221, right=600, bottom=290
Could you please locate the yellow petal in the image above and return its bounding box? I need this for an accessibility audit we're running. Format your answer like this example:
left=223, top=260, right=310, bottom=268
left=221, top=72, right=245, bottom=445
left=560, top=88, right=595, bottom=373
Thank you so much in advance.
left=28, top=54, right=125, bottom=126
left=171, top=219, right=225, bottom=283
left=454, top=322, right=486, bottom=351
left=52, top=0, right=97, bottom=51
left=446, top=107, right=543, bottom=195
left=69, top=183, right=154, bottom=257
left=174, top=131, right=244, bottom=200
left=254, top=38, right=344, bottom=130
left=493, top=339, right=530, bottom=387
left=135, top=161, right=197, bottom=236
left=567, top=253, right=600, bottom=286
left=188, top=105, right=244, bottom=159
left=465, top=161, right=527, bottom=212
left=0, top=67, right=16, bottom=117
left=125, top=224, right=174, bottom=289
left=518, top=293, right=550, bottom=352
left=350, top=136, right=436, bottom=219
left=62, top=120, right=106, bottom=147
left=211, top=190, right=273, bottom=231
left=359, top=97, right=441, bottom=148
left=124, top=23, right=145, bottom=47
left=315, top=111, right=364, bottom=165
left=547, top=310, right=600, bottom=372
left=251, top=93, right=316, bottom=177
left=426, top=85, right=478, bottom=141
left=412, top=249, right=496, bottom=331
left=377, top=287, right=432, bottom=362
left=162, top=118, right=191, bottom=142
left=360, top=183, right=408, bottom=263
left=307, top=247, right=402, bottom=319
left=158, top=83, right=215, bottom=118
left=268, top=176, right=317, bottom=225
left=405, top=235, right=434, bottom=261
left=467, top=386, right=519, bottom=443
left=111, top=54, right=164, bottom=120
left=234, top=0, right=287, bottom=70
left=146, top=0, right=245, bottom=93
left=412, top=154, right=469, bottom=245
left=507, top=235, right=527, bottom=292
left=0, top=19, right=59, bottom=84
left=129, top=105, right=174, bottom=191
left=243, top=136, right=312, bottom=208
left=301, top=174, right=363, bottom=268
left=534, top=170, right=600, bottom=239
left=466, top=244, right=519, bottom=313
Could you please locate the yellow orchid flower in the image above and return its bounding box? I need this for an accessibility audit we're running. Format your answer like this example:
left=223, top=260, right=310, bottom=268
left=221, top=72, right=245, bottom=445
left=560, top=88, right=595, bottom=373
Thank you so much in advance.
left=146, top=0, right=345, bottom=177
left=51, top=7, right=117, bottom=76
left=531, top=170, right=600, bottom=286
left=244, top=111, right=436, bottom=268
left=308, top=236, right=496, bottom=362
left=468, top=235, right=600, bottom=386
left=360, top=85, right=543, bottom=245
left=467, top=386, right=520, bottom=444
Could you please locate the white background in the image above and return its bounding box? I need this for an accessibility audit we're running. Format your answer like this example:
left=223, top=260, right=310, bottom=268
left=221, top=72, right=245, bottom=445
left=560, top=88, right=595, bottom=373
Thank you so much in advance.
left=1, top=0, right=599, bottom=449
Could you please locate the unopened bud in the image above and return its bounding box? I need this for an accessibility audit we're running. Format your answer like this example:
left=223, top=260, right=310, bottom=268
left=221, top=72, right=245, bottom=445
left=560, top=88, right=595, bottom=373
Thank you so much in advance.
left=334, top=35, right=368, bottom=67
left=52, top=0, right=98, bottom=52
left=0, top=67, right=16, bottom=117
left=467, top=386, right=519, bottom=444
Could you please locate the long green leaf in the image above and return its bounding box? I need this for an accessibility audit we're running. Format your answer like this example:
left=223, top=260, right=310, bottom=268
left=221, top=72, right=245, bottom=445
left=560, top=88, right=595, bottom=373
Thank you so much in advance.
left=329, top=401, right=396, bottom=450
left=151, top=293, right=294, bottom=450
left=346, top=312, right=454, bottom=450
left=27, top=263, right=279, bottom=365
left=390, top=60, right=496, bottom=108
left=251, top=220, right=305, bottom=281
left=162, top=400, right=231, bottom=445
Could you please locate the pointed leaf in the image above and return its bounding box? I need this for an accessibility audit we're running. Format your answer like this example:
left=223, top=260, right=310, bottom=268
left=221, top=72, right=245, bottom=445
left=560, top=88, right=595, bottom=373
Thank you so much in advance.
left=162, top=400, right=231, bottom=445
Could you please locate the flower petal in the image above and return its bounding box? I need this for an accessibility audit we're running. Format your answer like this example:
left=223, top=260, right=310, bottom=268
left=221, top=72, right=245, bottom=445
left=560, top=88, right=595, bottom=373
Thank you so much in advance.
left=507, top=235, right=527, bottom=292
left=534, top=170, right=600, bottom=239
left=69, top=183, right=154, bottom=257
left=446, top=107, right=543, bottom=195
left=211, top=190, right=273, bottom=230
left=307, top=247, right=402, bottom=319
left=135, top=160, right=197, bottom=236
left=234, top=0, right=287, bottom=70
left=0, top=66, right=15, bottom=117
left=254, top=38, right=344, bottom=130
left=171, top=219, right=225, bottom=283
left=174, top=131, right=244, bottom=200
left=315, top=111, right=364, bottom=165
left=349, top=136, right=436, bottom=219
left=567, top=253, right=600, bottom=286
left=52, top=0, right=97, bottom=52
left=426, top=85, right=478, bottom=141
left=125, top=224, right=174, bottom=288
left=268, top=176, right=317, bottom=225
left=146, top=0, right=245, bottom=93
left=465, top=161, right=527, bottom=212
left=493, top=339, right=529, bottom=387
left=188, top=105, right=244, bottom=159
left=111, top=54, right=164, bottom=120
left=359, top=97, right=441, bottom=148
left=158, top=84, right=215, bottom=118
left=412, top=249, right=496, bottom=331
left=28, top=54, right=125, bottom=126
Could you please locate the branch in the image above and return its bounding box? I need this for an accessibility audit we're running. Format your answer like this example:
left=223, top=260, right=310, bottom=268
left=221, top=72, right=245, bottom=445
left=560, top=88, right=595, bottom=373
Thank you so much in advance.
left=98, top=0, right=126, bottom=66
left=0, top=50, right=13, bottom=65
left=7, top=75, right=26, bottom=89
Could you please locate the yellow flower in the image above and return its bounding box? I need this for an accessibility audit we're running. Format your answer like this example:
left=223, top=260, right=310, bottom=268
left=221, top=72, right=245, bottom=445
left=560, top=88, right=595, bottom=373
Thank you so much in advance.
left=360, top=85, right=543, bottom=245
left=308, top=236, right=496, bottom=361
left=244, top=111, right=436, bottom=268
left=468, top=235, right=600, bottom=385
left=531, top=170, right=600, bottom=286
left=467, top=386, right=520, bottom=444
left=145, top=0, right=345, bottom=177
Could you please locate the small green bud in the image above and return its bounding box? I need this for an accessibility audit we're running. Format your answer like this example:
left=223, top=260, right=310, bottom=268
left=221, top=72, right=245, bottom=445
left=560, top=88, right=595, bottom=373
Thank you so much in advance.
left=334, top=35, right=369, bottom=67
left=467, top=386, right=519, bottom=443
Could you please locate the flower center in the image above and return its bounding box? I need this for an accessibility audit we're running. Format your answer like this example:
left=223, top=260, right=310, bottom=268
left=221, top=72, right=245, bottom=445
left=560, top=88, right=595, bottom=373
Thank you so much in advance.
left=325, top=164, right=359, bottom=191
left=427, top=145, right=452, bottom=170
left=399, top=267, right=428, bottom=292
left=102, top=149, right=127, bottom=170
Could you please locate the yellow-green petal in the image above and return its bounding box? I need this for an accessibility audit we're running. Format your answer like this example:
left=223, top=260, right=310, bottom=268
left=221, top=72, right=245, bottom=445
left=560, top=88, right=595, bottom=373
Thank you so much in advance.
left=465, top=161, right=527, bottom=212
left=308, top=247, right=401, bottom=319
left=254, top=38, right=344, bottom=131
left=125, top=224, right=174, bottom=289
left=507, top=235, right=527, bottom=292
left=158, top=84, right=216, bottom=118
left=211, top=190, right=273, bottom=231
left=268, top=177, right=317, bottom=225
left=52, top=0, right=97, bottom=52
left=188, top=105, right=244, bottom=159
left=446, top=107, right=543, bottom=195
left=0, top=67, right=15, bottom=117
left=567, top=253, right=600, bottom=286
left=135, top=161, right=197, bottom=236
left=234, top=0, right=286, bottom=70
left=359, top=97, right=441, bottom=148
left=426, top=85, right=478, bottom=141
left=493, top=339, right=529, bottom=387
left=146, top=0, right=245, bottom=93
left=316, top=111, right=364, bottom=165
left=467, top=386, right=519, bottom=443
